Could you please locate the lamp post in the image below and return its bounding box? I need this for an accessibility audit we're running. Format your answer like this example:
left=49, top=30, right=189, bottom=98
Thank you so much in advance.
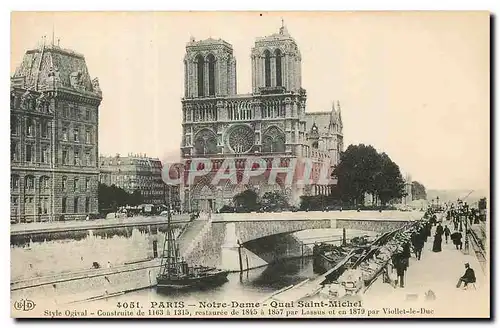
left=464, top=203, right=469, bottom=254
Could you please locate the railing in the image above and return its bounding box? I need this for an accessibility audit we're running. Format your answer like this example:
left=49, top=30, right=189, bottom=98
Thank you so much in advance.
left=468, top=227, right=487, bottom=274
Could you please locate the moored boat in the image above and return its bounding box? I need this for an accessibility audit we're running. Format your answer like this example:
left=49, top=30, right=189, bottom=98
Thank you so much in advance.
left=156, top=211, right=228, bottom=290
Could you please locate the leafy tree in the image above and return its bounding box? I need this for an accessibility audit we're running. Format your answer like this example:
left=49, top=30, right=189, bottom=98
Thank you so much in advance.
left=333, top=144, right=380, bottom=205
left=98, top=183, right=144, bottom=212
left=129, top=190, right=144, bottom=206
left=332, top=144, right=406, bottom=207
left=233, top=189, right=259, bottom=211
left=411, top=181, right=427, bottom=200
left=373, top=152, right=406, bottom=205
left=261, top=191, right=289, bottom=210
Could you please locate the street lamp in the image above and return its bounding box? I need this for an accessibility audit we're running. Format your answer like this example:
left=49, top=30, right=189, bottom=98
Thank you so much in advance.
left=464, top=203, right=469, bottom=253
left=459, top=203, right=464, bottom=232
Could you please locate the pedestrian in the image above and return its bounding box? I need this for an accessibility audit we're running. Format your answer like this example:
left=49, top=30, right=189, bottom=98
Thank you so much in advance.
left=392, top=248, right=409, bottom=288
left=456, top=263, right=476, bottom=288
left=436, top=223, right=444, bottom=236
left=413, top=234, right=424, bottom=260
left=444, top=225, right=451, bottom=243
left=432, top=231, right=443, bottom=252
left=451, top=231, right=463, bottom=250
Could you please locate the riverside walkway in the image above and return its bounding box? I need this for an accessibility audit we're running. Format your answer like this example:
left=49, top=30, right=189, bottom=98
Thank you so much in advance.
left=363, top=223, right=489, bottom=318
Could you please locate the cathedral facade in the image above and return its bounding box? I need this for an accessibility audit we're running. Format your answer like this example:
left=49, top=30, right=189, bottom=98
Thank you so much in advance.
left=180, top=25, right=343, bottom=212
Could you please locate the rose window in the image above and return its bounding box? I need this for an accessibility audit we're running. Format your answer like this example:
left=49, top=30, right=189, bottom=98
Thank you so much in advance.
left=227, top=125, right=254, bottom=153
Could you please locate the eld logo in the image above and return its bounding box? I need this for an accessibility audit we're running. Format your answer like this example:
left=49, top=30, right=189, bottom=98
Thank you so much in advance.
left=13, top=299, right=36, bottom=311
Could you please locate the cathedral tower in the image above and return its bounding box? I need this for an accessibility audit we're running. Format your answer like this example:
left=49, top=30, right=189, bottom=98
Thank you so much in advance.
left=184, top=37, right=237, bottom=98
left=251, top=22, right=302, bottom=94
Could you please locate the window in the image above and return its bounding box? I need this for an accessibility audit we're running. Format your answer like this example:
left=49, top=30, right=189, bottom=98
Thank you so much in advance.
left=62, top=176, right=67, bottom=191
left=85, top=197, right=90, bottom=213
left=196, top=54, right=205, bottom=97
left=73, top=128, right=79, bottom=142
left=264, top=50, right=271, bottom=87
left=62, top=197, right=67, bottom=213
left=62, top=127, right=68, bottom=141
left=85, top=177, right=90, bottom=191
left=74, top=197, right=78, bottom=213
left=11, top=175, right=19, bottom=189
left=11, top=142, right=18, bottom=161
left=62, top=149, right=69, bottom=164
left=85, top=151, right=91, bottom=166
left=85, top=109, right=91, bottom=121
left=74, top=148, right=80, bottom=165
left=63, top=104, right=69, bottom=118
left=40, top=176, right=49, bottom=190
left=41, top=145, right=50, bottom=164
left=26, top=144, right=33, bottom=162
left=11, top=116, right=18, bottom=135
left=74, top=178, right=79, bottom=192
left=41, top=120, right=48, bottom=138
left=10, top=93, right=15, bottom=109
left=85, top=129, right=91, bottom=143
left=25, top=176, right=34, bottom=190
left=207, top=54, right=216, bottom=96
left=42, top=197, right=48, bottom=214
left=275, top=49, right=283, bottom=87
left=26, top=119, right=34, bottom=137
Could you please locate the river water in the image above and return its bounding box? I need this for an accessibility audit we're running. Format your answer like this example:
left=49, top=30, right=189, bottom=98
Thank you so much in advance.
left=91, top=229, right=379, bottom=308
left=93, top=257, right=316, bottom=309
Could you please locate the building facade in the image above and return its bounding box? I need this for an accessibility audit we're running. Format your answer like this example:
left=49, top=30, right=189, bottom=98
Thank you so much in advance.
left=99, top=154, right=171, bottom=206
left=10, top=40, right=102, bottom=223
left=180, top=25, right=344, bottom=212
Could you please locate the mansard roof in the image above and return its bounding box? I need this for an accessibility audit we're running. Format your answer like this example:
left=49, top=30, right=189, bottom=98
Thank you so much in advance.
left=12, top=42, right=101, bottom=96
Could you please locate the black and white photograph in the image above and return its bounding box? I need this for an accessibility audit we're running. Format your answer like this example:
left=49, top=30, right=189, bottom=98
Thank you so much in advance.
left=9, top=11, right=490, bottom=318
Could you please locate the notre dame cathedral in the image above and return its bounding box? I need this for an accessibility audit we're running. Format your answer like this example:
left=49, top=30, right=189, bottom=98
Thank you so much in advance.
left=180, top=24, right=344, bottom=212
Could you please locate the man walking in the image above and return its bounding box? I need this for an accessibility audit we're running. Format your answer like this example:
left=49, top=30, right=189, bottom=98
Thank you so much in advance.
left=444, top=225, right=451, bottom=243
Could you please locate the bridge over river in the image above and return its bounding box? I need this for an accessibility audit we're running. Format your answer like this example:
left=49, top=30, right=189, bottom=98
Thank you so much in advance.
left=10, top=210, right=423, bottom=306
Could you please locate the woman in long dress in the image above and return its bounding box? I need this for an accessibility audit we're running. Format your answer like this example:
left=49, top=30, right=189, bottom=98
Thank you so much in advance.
left=432, top=232, right=443, bottom=252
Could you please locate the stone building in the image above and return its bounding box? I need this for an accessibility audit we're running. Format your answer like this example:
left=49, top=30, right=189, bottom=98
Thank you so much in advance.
left=180, top=24, right=344, bottom=212
left=10, top=39, right=102, bottom=223
left=99, top=154, right=174, bottom=206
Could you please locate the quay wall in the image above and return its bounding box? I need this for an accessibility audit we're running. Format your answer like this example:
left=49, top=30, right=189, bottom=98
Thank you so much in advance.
left=11, top=259, right=162, bottom=305
left=11, top=225, right=183, bottom=282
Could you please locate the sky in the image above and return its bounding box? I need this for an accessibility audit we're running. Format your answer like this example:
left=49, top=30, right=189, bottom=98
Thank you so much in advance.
left=10, top=11, right=490, bottom=191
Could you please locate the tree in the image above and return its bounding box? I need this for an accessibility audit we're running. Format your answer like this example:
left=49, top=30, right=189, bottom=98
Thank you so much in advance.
left=233, top=189, right=259, bottom=211
left=373, top=152, right=406, bottom=205
left=332, top=144, right=380, bottom=205
left=261, top=190, right=289, bottom=210
left=332, top=144, right=406, bottom=207
left=129, top=190, right=144, bottom=206
left=411, top=181, right=427, bottom=200
left=98, top=183, right=143, bottom=212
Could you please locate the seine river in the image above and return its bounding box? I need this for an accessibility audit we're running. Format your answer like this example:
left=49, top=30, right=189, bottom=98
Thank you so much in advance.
left=91, top=229, right=377, bottom=308
left=94, top=257, right=317, bottom=308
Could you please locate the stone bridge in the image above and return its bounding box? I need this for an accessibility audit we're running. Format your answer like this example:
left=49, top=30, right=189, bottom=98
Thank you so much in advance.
left=181, top=211, right=423, bottom=272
